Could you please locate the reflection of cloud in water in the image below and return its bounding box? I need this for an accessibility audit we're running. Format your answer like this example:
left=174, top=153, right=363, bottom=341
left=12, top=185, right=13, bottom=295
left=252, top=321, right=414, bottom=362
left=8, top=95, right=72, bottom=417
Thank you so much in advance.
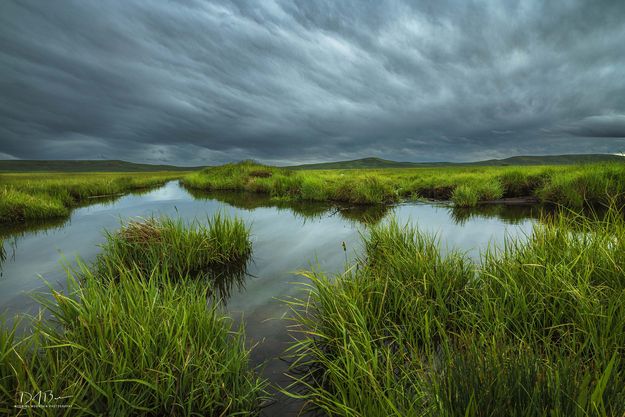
left=391, top=203, right=536, bottom=260
left=139, top=181, right=190, bottom=202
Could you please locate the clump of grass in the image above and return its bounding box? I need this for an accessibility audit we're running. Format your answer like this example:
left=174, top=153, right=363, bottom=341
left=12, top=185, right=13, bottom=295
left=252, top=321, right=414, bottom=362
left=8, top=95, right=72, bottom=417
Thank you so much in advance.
left=329, top=175, right=397, bottom=204
left=300, top=176, right=328, bottom=201
left=498, top=169, right=550, bottom=197
left=287, top=208, right=625, bottom=416
left=451, top=180, right=503, bottom=207
left=96, top=214, right=252, bottom=287
left=536, top=164, right=625, bottom=208
left=183, top=160, right=286, bottom=192
left=451, top=184, right=479, bottom=207
left=475, top=178, right=504, bottom=200
left=1, top=271, right=267, bottom=416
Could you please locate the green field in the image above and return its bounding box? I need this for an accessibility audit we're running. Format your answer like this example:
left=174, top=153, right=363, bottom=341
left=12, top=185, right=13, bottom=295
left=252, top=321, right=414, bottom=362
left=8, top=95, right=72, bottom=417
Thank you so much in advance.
left=0, top=172, right=186, bottom=223
left=184, top=160, right=625, bottom=208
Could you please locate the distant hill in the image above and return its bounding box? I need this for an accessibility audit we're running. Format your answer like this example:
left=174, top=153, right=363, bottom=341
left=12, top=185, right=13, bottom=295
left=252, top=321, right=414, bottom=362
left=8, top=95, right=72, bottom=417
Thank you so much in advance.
left=0, top=160, right=205, bottom=172
left=2, top=154, right=622, bottom=172
left=288, top=154, right=624, bottom=170
left=468, top=154, right=625, bottom=166
left=288, top=157, right=451, bottom=170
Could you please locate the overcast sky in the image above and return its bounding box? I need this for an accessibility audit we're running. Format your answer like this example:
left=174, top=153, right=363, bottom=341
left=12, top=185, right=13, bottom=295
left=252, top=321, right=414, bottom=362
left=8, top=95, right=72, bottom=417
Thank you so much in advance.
left=1, top=0, right=625, bottom=166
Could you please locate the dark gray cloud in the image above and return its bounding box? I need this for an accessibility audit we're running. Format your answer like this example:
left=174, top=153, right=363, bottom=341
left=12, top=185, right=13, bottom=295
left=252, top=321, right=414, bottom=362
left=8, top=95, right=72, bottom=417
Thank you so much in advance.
left=1, top=0, right=625, bottom=165
left=564, top=114, right=625, bottom=138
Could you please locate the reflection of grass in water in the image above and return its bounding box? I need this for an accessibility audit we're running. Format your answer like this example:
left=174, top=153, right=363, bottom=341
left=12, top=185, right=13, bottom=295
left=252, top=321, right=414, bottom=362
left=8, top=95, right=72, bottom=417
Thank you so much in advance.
left=0, top=238, right=5, bottom=270
left=450, top=203, right=619, bottom=229
left=0, top=216, right=69, bottom=240
left=287, top=206, right=625, bottom=416
left=0, top=217, right=71, bottom=271
left=337, top=204, right=390, bottom=226
left=187, top=188, right=332, bottom=219
left=185, top=187, right=392, bottom=226
left=449, top=204, right=542, bottom=226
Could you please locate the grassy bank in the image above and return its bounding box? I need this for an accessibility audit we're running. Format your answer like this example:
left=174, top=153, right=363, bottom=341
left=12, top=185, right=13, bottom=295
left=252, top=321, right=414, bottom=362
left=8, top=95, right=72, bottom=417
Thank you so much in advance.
left=0, top=214, right=266, bottom=416
left=287, top=209, right=625, bottom=416
left=183, top=161, right=625, bottom=209
left=183, top=161, right=397, bottom=205
left=0, top=172, right=185, bottom=223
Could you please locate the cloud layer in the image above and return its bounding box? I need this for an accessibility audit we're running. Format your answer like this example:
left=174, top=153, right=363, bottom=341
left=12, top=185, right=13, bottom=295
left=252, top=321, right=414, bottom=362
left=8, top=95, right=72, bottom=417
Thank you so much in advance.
left=1, top=0, right=625, bottom=165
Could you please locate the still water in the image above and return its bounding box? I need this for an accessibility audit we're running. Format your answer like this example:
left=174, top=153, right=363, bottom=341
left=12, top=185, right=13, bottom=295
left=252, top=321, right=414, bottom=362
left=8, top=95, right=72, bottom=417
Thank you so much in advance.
left=0, top=181, right=540, bottom=415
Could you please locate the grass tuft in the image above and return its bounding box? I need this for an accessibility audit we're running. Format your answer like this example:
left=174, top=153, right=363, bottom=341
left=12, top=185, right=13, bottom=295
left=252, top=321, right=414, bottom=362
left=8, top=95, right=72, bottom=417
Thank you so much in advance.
left=1, top=273, right=267, bottom=416
left=451, top=184, right=479, bottom=207
left=96, top=214, right=252, bottom=289
left=287, top=207, right=625, bottom=416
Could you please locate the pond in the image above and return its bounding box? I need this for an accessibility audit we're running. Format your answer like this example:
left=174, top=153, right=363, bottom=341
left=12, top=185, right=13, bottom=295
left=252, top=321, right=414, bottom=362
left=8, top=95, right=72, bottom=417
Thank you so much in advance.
left=0, top=181, right=541, bottom=416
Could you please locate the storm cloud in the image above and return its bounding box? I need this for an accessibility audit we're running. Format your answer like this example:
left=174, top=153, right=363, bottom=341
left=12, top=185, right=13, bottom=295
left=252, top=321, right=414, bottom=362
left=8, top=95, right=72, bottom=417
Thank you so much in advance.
left=1, top=0, right=625, bottom=165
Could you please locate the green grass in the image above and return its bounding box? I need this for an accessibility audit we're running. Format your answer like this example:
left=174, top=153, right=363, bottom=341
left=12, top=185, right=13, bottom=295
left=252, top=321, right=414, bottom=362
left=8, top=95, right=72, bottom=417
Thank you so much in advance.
left=450, top=184, right=479, bottom=207
left=0, top=214, right=266, bottom=416
left=1, top=274, right=266, bottom=416
left=286, top=208, right=625, bottom=416
left=183, top=161, right=625, bottom=209
left=183, top=160, right=399, bottom=204
left=0, top=172, right=185, bottom=223
left=0, top=188, right=69, bottom=222
left=95, top=215, right=252, bottom=298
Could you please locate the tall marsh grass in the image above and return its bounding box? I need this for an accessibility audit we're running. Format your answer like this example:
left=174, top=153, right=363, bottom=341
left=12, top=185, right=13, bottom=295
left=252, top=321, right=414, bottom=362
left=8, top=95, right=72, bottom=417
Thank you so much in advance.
left=183, top=161, right=625, bottom=209
left=183, top=160, right=399, bottom=204
left=1, top=273, right=267, bottom=416
left=287, top=208, right=625, bottom=416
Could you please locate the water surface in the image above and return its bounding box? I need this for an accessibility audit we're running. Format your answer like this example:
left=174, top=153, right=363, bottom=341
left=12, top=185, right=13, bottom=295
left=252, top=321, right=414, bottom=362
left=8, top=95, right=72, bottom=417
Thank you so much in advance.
left=0, top=181, right=539, bottom=416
